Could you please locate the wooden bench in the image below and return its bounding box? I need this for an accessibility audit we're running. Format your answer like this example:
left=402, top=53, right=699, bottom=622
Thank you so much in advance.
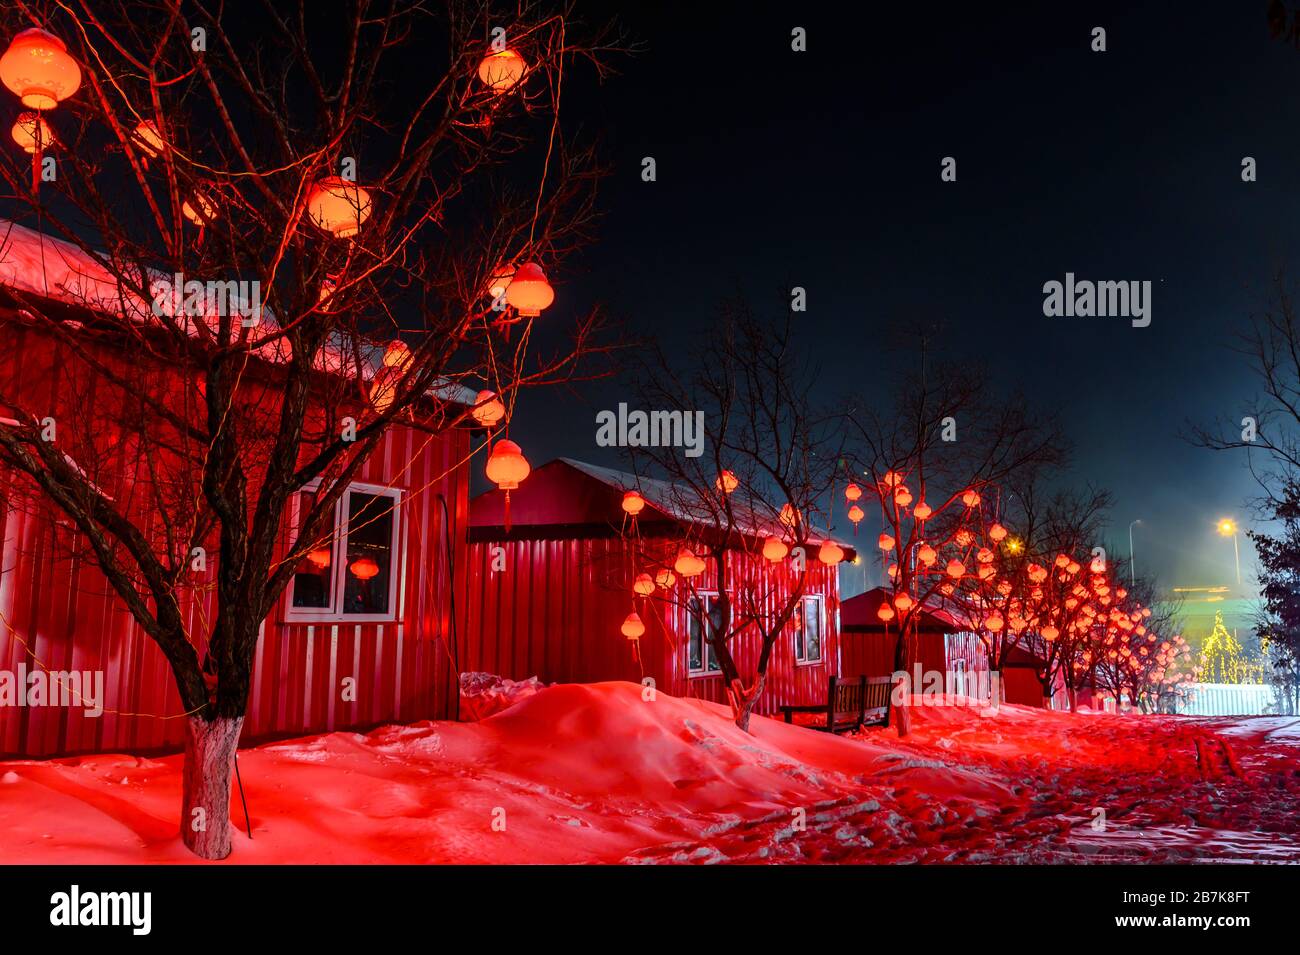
left=781, top=675, right=893, bottom=733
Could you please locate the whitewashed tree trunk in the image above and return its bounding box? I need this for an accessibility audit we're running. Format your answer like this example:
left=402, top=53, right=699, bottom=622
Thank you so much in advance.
left=181, top=715, right=244, bottom=860
left=731, top=673, right=765, bottom=733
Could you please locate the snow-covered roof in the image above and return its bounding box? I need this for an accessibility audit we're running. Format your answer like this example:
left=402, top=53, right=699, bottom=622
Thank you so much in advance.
left=559, top=457, right=849, bottom=547
left=0, top=218, right=476, bottom=406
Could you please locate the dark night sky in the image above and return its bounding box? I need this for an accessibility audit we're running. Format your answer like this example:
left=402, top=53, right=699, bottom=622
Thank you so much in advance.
left=510, top=1, right=1300, bottom=602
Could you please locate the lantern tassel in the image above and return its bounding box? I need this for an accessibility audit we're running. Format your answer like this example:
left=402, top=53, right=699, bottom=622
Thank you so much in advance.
left=504, top=490, right=512, bottom=533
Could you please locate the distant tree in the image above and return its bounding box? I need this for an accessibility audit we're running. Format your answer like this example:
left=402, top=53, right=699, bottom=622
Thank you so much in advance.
left=1251, top=488, right=1300, bottom=712
left=622, top=302, right=842, bottom=732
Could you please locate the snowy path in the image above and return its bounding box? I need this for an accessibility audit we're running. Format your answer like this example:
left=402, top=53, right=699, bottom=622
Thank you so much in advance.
left=1, top=684, right=1296, bottom=864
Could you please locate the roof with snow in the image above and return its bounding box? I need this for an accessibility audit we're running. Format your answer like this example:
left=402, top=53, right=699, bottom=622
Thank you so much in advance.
left=470, top=457, right=854, bottom=555
left=0, top=218, right=476, bottom=406
left=840, top=587, right=963, bottom=633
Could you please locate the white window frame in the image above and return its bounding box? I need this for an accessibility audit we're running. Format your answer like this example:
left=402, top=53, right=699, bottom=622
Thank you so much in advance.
left=686, top=590, right=723, bottom=677
left=794, top=594, right=825, bottom=664
left=284, top=479, right=404, bottom=624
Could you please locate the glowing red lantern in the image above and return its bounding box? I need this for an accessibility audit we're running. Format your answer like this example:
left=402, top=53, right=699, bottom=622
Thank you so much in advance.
left=382, top=340, right=412, bottom=370
left=182, top=192, right=217, bottom=226
left=916, top=543, right=937, bottom=566
left=989, top=523, right=1007, bottom=542
left=622, top=490, right=646, bottom=516
left=913, top=501, right=932, bottom=520
left=985, top=613, right=1004, bottom=632
left=132, top=120, right=164, bottom=159
left=716, top=470, right=739, bottom=494
left=779, top=503, right=799, bottom=528
left=350, top=557, right=380, bottom=580
left=844, top=483, right=862, bottom=502
left=11, top=112, right=52, bottom=153
left=877, top=532, right=895, bottom=551
left=674, top=549, right=706, bottom=578
left=486, top=439, right=530, bottom=490
left=308, top=177, right=372, bottom=238
left=307, top=548, right=331, bottom=569
left=847, top=504, right=865, bottom=528
left=882, top=470, right=903, bottom=488
left=818, top=541, right=844, bottom=566
left=478, top=48, right=527, bottom=91
left=877, top=604, right=895, bottom=622
left=961, top=489, right=981, bottom=508
left=894, top=487, right=913, bottom=507
left=0, top=29, right=81, bottom=110
left=487, top=266, right=514, bottom=300
left=620, top=612, right=645, bottom=640
left=655, top=569, right=676, bottom=589
left=976, top=547, right=994, bottom=563
left=894, top=592, right=914, bottom=612
left=471, top=390, right=506, bottom=427
left=504, top=262, right=554, bottom=317
left=633, top=573, right=655, bottom=596
left=369, top=366, right=401, bottom=414
left=946, top=559, right=964, bottom=579
left=762, top=537, right=789, bottom=562
left=1054, top=553, right=1070, bottom=568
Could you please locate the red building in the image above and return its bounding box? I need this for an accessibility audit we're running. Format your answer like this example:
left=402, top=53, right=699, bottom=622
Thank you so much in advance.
left=460, top=458, right=851, bottom=716
left=0, top=221, right=472, bottom=757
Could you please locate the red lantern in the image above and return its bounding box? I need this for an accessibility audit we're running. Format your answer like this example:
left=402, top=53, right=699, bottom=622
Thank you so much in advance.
left=913, top=501, right=932, bottom=520
left=369, top=366, right=401, bottom=414
left=894, top=592, right=914, bottom=612
left=478, top=48, right=527, bottom=91
left=0, top=29, right=81, bottom=110
left=504, top=262, right=554, bottom=317
left=961, top=489, right=981, bottom=508
left=844, top=483, right=862, bottom=502
left=307, top=548, right=331, bottom=569
left=716, top=470, right=739, bottom=494
left=989, top=523, right=1007, bottom=542
left=985, top=613, right=1004, bottom=632
left=132, top=120, right=164, bottom=159
left=818, top=541, right=844, bottom=566
left=946, top=559, right=964, bottom=579
left=762, top=537, right=788, bottom=562
left=471, top=390, right=506, bottom=427
left=182, top=191, right=218, bottom=226
left=622, top=490, right=646, bottom=516
left=877, top=532, right=895, bottom=551
left=487, top=439, right=529, bottom=532
left=486, top=439, right=530, bottom=490
left=847, top=504, right=865, bottom=529
left=487, top=266, right=515, bottom=300
left=655, top=569, right=676, bottom=589
left=350, top=557, right=380, bottom=580
left=674, top=549, right=706, bottom=578
left=916, top=544, right=936, bottom=566
left=877, top=604, right=895, bottom=622
left=779, top=503, right=799, bottom=527
left=308, top=177, right=372, bottom=238
left=620, top=612, right=645, bottom=640
left=11, top=112, right=52, bottom=153
left=382, top=340, right=412, bottom=369
left=633, top=573, right=655, bottom=597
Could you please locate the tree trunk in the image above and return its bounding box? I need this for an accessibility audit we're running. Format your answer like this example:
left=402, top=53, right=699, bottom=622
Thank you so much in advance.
left=181, top=715, right=244, bottom=860
left=988, top=669, right=1004, bottom=707
left=1067, top=686, right=1078, bottom=712
left=730, top=673, right=765, bottom=732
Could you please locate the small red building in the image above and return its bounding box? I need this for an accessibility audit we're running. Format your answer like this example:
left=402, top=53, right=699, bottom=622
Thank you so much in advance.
left=0, top=221, right=472, bottom=758
left=460, top=458, right=850, bottom=716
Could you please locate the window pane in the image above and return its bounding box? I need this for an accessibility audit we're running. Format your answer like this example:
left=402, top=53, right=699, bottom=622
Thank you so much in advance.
left=291, top=491, right=333, bottom=608
left=793, top=603, right=805, bottom=659
left=688, top=597, right=703, bottom=671
left=805, top=598, right=822, bottom=661
left=342, top=491, right=395, bottom=615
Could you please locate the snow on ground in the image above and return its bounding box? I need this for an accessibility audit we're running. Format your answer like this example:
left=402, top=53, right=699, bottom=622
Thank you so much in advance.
left=0, top=681, right=1297, bottom=864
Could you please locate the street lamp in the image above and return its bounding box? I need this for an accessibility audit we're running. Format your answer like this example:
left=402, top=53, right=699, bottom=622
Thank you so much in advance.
left=1217, top=518, right=1241, bottom=588
left=1128, top=519, right=1141, bottom=586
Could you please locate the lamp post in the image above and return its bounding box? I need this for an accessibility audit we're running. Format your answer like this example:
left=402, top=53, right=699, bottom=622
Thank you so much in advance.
left=1217, top=518, right=1241, bottom=588
left=1128, top=519, right=1141, bottom=586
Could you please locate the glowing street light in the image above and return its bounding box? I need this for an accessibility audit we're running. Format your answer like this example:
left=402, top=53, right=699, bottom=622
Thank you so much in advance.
left=1217, top=518, right=1241, bottom=588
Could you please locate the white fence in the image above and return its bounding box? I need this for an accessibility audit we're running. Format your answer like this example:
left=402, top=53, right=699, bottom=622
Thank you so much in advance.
left=1179, top=682, right=1274, bottom=716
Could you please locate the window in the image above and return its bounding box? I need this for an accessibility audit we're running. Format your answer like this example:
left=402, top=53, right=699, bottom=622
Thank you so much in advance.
left=794, top=594, right=824, bottom=664
left=686, top=592, right=723, bottom=676
left=286, top=481, right=403, bottom=623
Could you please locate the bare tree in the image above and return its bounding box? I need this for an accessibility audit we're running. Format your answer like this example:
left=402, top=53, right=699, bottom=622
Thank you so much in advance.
left=0, top=0, right=618, bottom=858
left=622, top=301, right=842, bottom=731
left=844, top=332, right=1065, bottom=733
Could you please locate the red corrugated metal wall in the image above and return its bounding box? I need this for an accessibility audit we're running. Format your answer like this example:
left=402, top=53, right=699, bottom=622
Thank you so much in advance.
left=0, top=326, right=469, bottom=758
left=461, top=536, right=840, bottom=715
